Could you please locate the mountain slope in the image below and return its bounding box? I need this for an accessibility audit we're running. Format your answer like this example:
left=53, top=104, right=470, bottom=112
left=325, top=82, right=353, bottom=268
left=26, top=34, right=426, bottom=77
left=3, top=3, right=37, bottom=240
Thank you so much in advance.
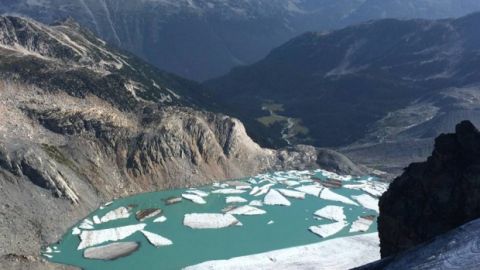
left=0, top=16, right=367, bottom=270
left=2, top=0, right=480, bottom=80
left=206, top=13, right=480, bottom=155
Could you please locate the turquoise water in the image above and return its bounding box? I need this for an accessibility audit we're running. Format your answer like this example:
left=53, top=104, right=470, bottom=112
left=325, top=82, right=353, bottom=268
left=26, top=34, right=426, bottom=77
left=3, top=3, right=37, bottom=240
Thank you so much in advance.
left=43, top=170, right=383, bottom=270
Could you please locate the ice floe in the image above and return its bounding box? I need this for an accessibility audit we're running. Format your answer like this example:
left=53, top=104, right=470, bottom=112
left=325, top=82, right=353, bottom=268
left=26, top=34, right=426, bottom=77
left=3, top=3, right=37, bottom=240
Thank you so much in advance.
left=153, top=216, right=167, bottom=223
left=72, top=227, right=81, bottom=235
left=212, top=189, right=246, bottom=195
left=264, top=190, right=291, bottom=206
left=83, top=242, right=139, bottom=260
left=319, top=189, right=359, bottom=206
left=294, top=185, right=322, bottom=197
left=277, top=189, right=305, bottom=199
left=249, top=200, right=263, bottom=207
left=182, top=194, right=207, bottom=204
left=78, top=224, right=146, bottom=250
left=141, top=230, right=173, bottom=247
left=79, top=219, right=94, bottom=230
left=352, top=194, right=379, bottom=212
left=350, top=216, right=375, bottom=233
left=100, top=207, right=130, bottom=223
left=267, top=220, right=274, bottom=225
left=183, top=213, right=241, bottom=229
left=252, top=183, right=275, bottom=197
left=227, top=205, right=266, bottom=216
left=184, top=233, right=380, bottom=270
left=313, top=206, right=346, bottom=222
left=93, top=215, right=101, bottom=224
left=186, top=189, right=209, bottom=197
left=165, top=196, right=182, bottom=205
left=226, top=196, right=248, bottom=204
left=309, top=221, right=347, bottom=238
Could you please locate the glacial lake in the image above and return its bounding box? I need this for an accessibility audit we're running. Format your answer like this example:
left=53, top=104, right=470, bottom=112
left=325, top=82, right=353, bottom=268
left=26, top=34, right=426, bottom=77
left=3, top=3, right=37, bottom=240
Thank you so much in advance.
left=43, top=169, right=387, bottom=270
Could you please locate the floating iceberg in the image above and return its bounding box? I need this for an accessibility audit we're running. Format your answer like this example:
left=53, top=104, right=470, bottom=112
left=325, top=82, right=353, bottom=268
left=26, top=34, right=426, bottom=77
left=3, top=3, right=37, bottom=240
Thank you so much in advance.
left=319, top=189, right=358, bottom=206
left=100, top=207, right=130, bottom=223
left=227, top=205, right=266, bottom=216
left=253, top=184, right=275, bottom=197
left=212, top=189, right=246, bottom=195
left=352, top=194, right=379, bottom=212
left=153, top=216, right=167, bottom=223
left=226, top=196, right=248, bottom=204
left=309, top=221, right=347, bottom=238
left=249, top=200, right=263, bottom=207
left=313, top=206, right=346, bottom=222
left=72, top=227, right=81, bottom=235
left=249, top=186, right=260, bottom=195
left=141, top=230, right=173, bottom=247
left=349, top=216, right=375, bottom=233
left=186, top=189, right=209, bottom=197
left=79, top=219, right=94, bottom=230
left=83, top=242, right=139, bottom=260
left=267, top=220, right=274, bottom=225
left=78, top=224, right=146, bottom=250
left=277, top=189, right=305, bottom=199
left=182, top=194, right=207, bottom=204
left=295, top=185, right=322, bottom=197
left=264, top=190, right=291, bottom=206
left=183, top=213, right=241, bottom=229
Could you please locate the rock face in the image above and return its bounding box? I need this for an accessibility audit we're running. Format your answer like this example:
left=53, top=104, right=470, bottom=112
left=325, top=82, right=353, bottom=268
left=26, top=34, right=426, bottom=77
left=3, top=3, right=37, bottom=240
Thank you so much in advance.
left=378, top=120, right=480, bottom=257
left=0, top=16, right=365, bottom=270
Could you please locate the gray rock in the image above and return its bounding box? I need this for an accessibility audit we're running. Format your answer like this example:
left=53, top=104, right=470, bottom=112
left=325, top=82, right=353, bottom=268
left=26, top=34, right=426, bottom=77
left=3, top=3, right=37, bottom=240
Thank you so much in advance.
left=378, top=121, right=480, bottom=257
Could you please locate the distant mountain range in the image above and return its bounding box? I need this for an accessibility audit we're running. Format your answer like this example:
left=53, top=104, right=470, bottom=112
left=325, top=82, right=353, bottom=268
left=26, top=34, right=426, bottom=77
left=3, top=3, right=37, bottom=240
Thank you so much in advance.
left=2, top=0, right=480, bottom=81
left=206, top=12, right=480, bottom=172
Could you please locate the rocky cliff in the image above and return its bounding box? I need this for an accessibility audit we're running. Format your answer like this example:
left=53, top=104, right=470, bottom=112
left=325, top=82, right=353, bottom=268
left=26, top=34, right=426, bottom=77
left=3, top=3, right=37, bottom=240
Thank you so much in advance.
left=378, top=120, right=480, bottom=258
left=0, top=16, right=365, bottom=270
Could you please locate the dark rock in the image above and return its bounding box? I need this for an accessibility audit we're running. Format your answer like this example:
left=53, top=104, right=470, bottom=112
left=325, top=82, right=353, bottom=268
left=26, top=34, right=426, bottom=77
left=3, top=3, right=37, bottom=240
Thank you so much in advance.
left=135, top=208, right=162, bottom=222
left=378, top=120, right=480, bottom=257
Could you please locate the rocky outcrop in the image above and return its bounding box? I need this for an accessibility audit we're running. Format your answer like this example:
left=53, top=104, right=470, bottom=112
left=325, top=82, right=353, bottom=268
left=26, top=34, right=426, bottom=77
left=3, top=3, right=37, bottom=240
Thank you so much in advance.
left=378, top=120, right=480, bottom=257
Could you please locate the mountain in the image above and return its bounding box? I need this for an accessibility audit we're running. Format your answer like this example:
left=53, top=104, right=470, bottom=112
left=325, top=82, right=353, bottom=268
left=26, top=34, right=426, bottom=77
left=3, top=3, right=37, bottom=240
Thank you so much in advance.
left=2, top=0, right=480, bottom=81
left=378, top=121, right=480, bottom=258
left=355, top=121, right=480, bottom=269
left=206, top=12, right=480, bottom=172
left=0, top=16, right=366, bottom=270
